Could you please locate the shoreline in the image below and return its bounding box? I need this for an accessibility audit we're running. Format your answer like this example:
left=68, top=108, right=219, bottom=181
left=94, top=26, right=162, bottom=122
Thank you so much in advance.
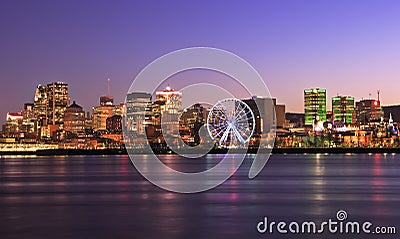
left=1, top=147, right=400, bottom=156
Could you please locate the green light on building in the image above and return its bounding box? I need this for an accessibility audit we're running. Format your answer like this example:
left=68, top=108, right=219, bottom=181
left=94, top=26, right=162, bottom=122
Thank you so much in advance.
left=304, top=88, right=327, bottom=125
left=332, top=96, right=355, bottom=123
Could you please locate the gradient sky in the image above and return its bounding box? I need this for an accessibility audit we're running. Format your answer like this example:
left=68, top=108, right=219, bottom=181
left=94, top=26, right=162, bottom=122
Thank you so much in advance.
left=1, top=0, right=400, bottom=124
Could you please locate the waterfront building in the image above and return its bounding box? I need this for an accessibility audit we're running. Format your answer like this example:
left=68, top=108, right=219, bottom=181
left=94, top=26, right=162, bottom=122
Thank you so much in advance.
left=355, top=99, right=384, bottom=124
left=179, top=104, right=209, bottom=145
left=46, top=82, right=70, bottom=126
left=92, top=96, right=122, bottom=132
left=64, top=101, right=86, bottom=137
left=92, top=105, right=115, bottom=132
left=332, top=96, right=355, bottom=124
left=2, top=112, right=23, bottom=138
left=304, top=88, right=327, bottom=125
left=382, top=105, right=400, bottom=122
left=33, top=84, right=48, bottom=135
left=21, top=103, right=36, bottom=137
left=155, top=86, right=182, bottom=136
left=285, top=113, right=305, bottom=128
left=243, top=97, right=281, bottom=134
left=125, top=92, right=152, bottom=135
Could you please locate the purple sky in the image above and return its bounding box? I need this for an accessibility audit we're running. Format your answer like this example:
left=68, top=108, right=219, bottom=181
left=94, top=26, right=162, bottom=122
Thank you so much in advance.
left=1, top=0, right=400, bottom=124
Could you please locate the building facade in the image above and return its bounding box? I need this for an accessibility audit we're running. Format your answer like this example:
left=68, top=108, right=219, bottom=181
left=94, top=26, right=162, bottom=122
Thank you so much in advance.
left=64, top=101, right=86, bottom=137
left=92, top=96, right=123, bottom=132
left=155, top=86, right=182, bottom=135
left=33, top=84, right=48, bottom=135
left=46, top=82, right=70, bottom=126
left=304, top=88, right=327, bottom=125
left=125, top=92, right=152, bottom=135
left=355, top=99, right=384, bottom=123
left=332, top=96, right=355, bottom=124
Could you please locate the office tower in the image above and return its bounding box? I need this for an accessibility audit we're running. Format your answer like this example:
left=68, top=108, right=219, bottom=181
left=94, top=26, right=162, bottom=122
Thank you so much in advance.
left=356, top=99, right=384, bottom=124
left=33, top=84, right=48, bottom=133
left=21, top=103, right=35, bottom=136
left=155, top=86, right=182, bottom=114
left=332, top=96, right=355, bottom=123
left=304, top=88, right=327, bottom=125
left=125, top=92, right=152, bottom=135
left=46, top=82, right=70, bottom=126
left=155, top=86, right=182, bottom=135
left=64, top=101, right=86, bottom=137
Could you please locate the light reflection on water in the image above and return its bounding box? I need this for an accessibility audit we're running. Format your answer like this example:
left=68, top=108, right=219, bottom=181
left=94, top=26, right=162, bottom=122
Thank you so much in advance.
left=1, top=154, right=400, bottom=239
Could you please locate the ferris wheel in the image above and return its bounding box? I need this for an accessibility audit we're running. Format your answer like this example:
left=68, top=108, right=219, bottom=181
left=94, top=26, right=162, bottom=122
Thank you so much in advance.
left=207, top=98, right=255, bottom=147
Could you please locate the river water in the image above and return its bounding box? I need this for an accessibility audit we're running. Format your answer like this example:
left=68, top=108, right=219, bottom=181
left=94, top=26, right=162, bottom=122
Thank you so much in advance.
left=1, top=154, right=399, bottom=239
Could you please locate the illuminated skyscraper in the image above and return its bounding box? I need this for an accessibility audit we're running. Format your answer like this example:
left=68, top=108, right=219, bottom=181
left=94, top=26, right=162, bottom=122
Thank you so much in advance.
left=21, top=103, right=35, bottom=136
left=155, top=86, right=182, bottom=135
left=304, top=88, right=327, bottom=125
left=33, top=84, right=48, bottom=133
left=125, top=92, right=152, bottom=135
left=332, top=96, right=355, bottom=123
left=155, top=86, right=182, bottom=114
left=46, top=82, right=70, bottom=126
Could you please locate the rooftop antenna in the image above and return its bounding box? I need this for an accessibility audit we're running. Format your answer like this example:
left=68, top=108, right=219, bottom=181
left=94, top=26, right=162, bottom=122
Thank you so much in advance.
left=107, top=78, right=111, bottom=96
left=377, top=89, right=380, bottom=101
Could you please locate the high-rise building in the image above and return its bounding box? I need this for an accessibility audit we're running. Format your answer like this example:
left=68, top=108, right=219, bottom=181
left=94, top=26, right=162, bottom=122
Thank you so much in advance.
left=332, top=96, right=355, bottom=123
left=33, top=84, right=48, bottom=134
left=125, top=92, right=152, bottom=135
left=356, top=99, right=384, bottom=123
left=64, top=101, right=86, bottom=137
left=155, top=86, right=182, bottom=135
left=304, top=88, right=327, bottom=125
left=46, top=82, right=70, bottom=126
left=155, top=86, right=182, bottom=114
left=21, top=103, right=35, bottom=136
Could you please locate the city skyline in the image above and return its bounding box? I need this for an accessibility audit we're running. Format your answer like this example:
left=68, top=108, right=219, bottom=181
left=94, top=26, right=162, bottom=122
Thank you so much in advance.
left=1, top=80, right=397, bottom=124
left=1, top=1, right=400, bottom=124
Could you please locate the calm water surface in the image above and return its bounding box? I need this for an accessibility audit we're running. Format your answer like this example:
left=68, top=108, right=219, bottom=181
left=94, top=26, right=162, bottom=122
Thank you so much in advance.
left=1, top=154, right=400, bottom=239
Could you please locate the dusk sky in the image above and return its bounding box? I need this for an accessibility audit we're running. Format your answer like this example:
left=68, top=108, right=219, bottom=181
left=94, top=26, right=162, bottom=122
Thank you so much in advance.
left=1, top=0, right=400, bottom=124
